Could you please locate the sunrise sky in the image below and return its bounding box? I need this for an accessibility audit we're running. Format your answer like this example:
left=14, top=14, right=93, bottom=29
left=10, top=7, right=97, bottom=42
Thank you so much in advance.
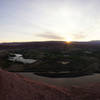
left=0, top=0, right=100, bottom=42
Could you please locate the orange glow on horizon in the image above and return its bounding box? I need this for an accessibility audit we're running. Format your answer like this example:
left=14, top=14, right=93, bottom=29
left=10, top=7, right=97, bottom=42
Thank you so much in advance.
left=65, top=37, right=72, bottom=44
left=66, top=40, right=72, bottom=44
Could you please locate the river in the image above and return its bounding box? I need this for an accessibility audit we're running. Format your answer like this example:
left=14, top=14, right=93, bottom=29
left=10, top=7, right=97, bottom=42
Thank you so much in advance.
left=16, top=72, right=100, bottom=88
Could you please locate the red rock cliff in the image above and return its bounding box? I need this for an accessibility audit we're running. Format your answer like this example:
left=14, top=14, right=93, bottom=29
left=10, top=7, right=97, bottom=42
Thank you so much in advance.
left=0, top=69, right=70, bottom=100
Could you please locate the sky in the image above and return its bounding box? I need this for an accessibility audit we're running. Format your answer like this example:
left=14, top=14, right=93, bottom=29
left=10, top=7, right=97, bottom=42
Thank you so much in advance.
left=0, top=0, right=100, bottom=42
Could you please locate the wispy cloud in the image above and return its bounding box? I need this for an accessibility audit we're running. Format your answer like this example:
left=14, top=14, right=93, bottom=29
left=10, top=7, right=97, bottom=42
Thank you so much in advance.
left=72, top=33, right=86, bottom=40
left=37, top=32, right=64, bottom=40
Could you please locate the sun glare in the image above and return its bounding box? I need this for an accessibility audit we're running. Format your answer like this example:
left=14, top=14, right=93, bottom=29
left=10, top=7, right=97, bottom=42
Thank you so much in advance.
left=65, top=37, right=72, bottom=44
left=66, top=40, right=71, bottom=44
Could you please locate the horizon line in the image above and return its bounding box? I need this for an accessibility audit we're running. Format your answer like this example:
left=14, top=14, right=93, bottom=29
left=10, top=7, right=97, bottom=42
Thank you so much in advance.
left=0, top=40, right=99, bottom=44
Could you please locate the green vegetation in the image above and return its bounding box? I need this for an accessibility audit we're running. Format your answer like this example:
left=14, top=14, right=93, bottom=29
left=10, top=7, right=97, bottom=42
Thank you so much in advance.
left=1, top=43, right=100, bottom=77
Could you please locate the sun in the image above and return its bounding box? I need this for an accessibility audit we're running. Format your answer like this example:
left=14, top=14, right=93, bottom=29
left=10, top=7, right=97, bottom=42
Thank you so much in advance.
left=65, top=37, right=72, bottom=44
left=66, top=40, right=71, bottom=44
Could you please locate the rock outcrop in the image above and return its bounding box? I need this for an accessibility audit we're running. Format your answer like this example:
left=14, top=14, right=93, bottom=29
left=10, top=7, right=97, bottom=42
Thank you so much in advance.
left=0, top=69, right=70, bottom=100
left=0, top=69, right=100, bottom=100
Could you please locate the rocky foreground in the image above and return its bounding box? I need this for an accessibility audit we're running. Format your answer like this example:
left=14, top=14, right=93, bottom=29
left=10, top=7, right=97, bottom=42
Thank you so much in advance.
left=0, top=69, right=100, bottom=100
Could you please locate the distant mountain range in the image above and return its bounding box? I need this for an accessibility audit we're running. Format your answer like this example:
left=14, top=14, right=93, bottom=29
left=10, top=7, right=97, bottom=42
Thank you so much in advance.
left=1, top=40, right=100, bottom=44
left=0, top=40, right=100, bottom=50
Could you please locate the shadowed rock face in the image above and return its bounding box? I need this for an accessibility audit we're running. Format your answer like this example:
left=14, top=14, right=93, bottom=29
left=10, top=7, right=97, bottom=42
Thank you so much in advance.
left=0, top=69, right=70, bottom=100
left=1, top=69, right=100, bottom=100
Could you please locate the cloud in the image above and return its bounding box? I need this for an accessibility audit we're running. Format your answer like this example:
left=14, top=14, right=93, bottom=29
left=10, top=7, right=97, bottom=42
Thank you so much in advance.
left=37, top=32, right=64, bottom=40
left=72, top=33, right=86, bottom=40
